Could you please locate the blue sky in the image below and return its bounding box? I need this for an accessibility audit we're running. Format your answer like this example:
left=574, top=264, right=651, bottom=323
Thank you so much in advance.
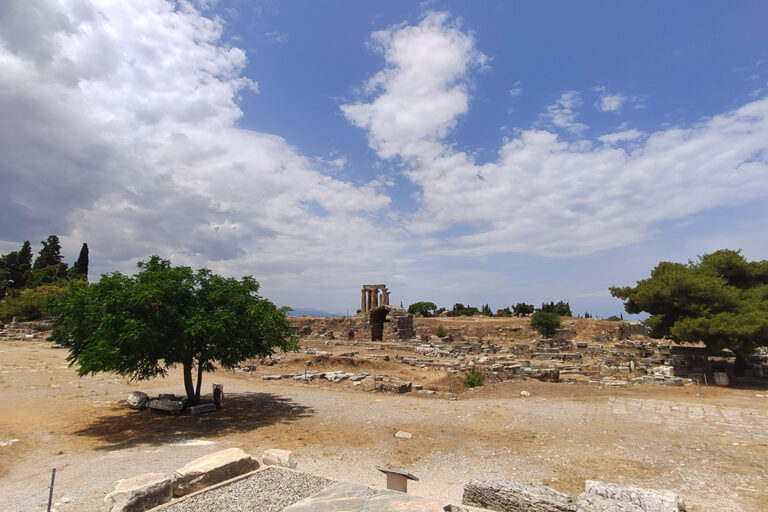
left=1, top=1, right=767, bottom=316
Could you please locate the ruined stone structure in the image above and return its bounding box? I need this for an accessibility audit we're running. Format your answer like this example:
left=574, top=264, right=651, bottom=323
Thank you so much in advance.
left=359, top=284, right=390, bottom=314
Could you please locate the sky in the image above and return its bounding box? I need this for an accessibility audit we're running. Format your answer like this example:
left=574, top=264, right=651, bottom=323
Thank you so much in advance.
left=1, top=0, right=768, bottom=317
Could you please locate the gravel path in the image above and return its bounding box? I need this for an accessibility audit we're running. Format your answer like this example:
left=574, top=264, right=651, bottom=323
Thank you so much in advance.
left=163, top=467, right=335, bottom=512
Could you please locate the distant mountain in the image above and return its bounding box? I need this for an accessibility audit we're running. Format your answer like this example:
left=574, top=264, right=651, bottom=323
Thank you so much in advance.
left=287, top=307, right=346, bottom=318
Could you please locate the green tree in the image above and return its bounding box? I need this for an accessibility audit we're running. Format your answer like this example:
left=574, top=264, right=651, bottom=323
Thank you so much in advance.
left=72, top=243, right=89, bottom=279
left=407, top=301, right=437, bottom=317
left=512, top=302, right=535, bottom=317
left=49, top=256, right=298, bottom=404
left=33, top=235, right=64, bottom=269
left=481, top=304, right=493, bottom=316
left=530, top=311, right=561, bottom=338
left=610, top=249, right=768, bottom=373
left=0, top=241, right=33, bottom=294
left=538, top=300, right=572, bottom=317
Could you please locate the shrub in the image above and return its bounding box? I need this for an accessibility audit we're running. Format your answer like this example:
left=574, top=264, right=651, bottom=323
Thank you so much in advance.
left=464, top=367, right=485, bottom=388
left=530, top=310, right=561, bottom=338
left=435, top=325, right=447, bottom=337
left=0, top=282, right=71, bottom=321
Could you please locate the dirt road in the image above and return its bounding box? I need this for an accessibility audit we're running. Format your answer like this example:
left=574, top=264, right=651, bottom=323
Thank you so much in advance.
left=1, top=340, right=767, bottom=511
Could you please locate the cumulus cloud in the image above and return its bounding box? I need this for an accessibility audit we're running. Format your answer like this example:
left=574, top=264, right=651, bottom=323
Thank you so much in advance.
left=540, top=91, right=588, bottom=134
left=0, top=0, right=395, bottom=300
left=345, top=12, right=768, bottom=258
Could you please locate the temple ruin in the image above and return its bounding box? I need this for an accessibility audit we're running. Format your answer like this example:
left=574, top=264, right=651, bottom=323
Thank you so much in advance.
left=358, top=284, right=414, bottom=341
left=360, top=284, right=390, bottom=313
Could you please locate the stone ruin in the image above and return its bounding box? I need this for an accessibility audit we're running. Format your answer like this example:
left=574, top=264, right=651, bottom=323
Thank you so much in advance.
left=359, top=284, right=415, bottom=342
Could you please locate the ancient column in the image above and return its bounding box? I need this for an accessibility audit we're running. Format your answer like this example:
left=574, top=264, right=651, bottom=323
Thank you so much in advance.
left=372, top=288, right=379, bottom=308
left=365, top=289, right=371, bottom=313
left=383, top=290, right=390, bottom=306
left=361, top=289, right=367, bottom=313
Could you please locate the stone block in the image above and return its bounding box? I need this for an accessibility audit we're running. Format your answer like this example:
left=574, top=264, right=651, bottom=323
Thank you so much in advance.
left=187, top=403, right=216, bottom=415
left=380, top=379, right=412, bottom=393
left=462, top=479, right=577, bottom=512
left=103, top=472, right=171, bottom=512
left=126, top=391, right=149, bottom=410
left=262, top=448, right=297, bottom=469
left=713, top=372, right=729, bottom=386
left=148, top=398, right=184, bottom=414
left=284, top=482, right=446, bottom=511
left=172, top=447, right=259, bottom=497
left=576, top=480, right=686, bottom=511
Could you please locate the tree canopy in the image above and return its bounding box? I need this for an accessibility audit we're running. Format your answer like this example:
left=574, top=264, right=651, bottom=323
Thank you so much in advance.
left=538, top=300, right=572, bottom=317
left=407, top=301, right=437, bottom=317
left=49, top=256, right=298, bottom=404
left=610, top=249, right=768, bottom=369
left=530, top=310, right=561, bottom=338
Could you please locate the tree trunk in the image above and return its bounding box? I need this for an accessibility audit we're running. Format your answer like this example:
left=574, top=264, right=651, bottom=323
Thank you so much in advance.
left=183, top=360, right=196, bottom=404
left=734, top=352, right=747, bottom=378
left=194, top=359, right=204, bottom=404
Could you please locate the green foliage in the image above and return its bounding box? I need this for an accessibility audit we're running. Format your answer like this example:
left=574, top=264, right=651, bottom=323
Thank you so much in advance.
left=512, top=302, right=535, bottom=317
left=538, top=300, right=572, bottom=317
left=480, top=304, right=493, bottom=316
left=464, top=367, right=485, bottom=388
left=72, top=243, right=89, bottom=279
left=435, top=325, right=447, bottom=337
left=0, top=283, right=71, bottom=321
left=606, top=315, right=622, bottom=322
left=496, top=307, right=512, bottom=317
left=33, top=235, right=64, bottom=270
left=449, top=303, right=480, bottom=316
left=408, top=301, right=437, bottom=317
left=0, top=240, right=33, bottom=294
left=610, top=249, right=768, bottom=366
left=530, top=311, right=561, bottom=338
left=49, top=256, right=298, bottom=404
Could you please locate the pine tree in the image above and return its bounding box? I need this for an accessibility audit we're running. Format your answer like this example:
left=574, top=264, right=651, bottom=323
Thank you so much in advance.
left=73, top=243, right=89, bottom=279
left=33, top=235, right=64, bottom=269
left=18, top=241, right=32, bottom=273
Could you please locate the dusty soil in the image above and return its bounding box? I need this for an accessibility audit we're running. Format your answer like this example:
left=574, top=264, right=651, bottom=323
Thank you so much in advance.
left=1, top=338, right=767, bottom=511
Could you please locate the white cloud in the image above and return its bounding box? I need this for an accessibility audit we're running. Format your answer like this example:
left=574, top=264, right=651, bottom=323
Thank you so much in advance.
left=598, top=93, right=626, bottom=112
left=509, top=80, right=522, bottom=97
left=540, top=91, right=588, bottom=134
left=341, top=11, right=487, bottom=160
left=0, top=0, right=396, bottom=303
left=345, top=12, right=768, bottom=258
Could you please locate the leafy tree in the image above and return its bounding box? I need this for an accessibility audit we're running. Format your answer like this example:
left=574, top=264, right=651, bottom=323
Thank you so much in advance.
left=408, top=301, right=437, bottom=317
left=72, top=243, right=89, bottom=279
left=0, top=241, right=33, bottom=294
left=512, top=302, right=535, bottom=317
left=33, top=235, right=64, bottom=269
left=480, top=304, right=493, bottom=316
left=610, top=249, right=768, bottom=373
left=530, top=311, right=561, bottom=338
left=606, top=315, right=622, bottom=322
left=538, top=300, right=572, bottom=317
left=0, top=283, right=70, bottom=321
left=496, top=307, right=512, bottom=317
left=49, top=256, right=298, bottom=404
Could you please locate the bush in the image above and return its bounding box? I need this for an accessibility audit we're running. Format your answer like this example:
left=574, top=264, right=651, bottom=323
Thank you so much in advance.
left=530, top=311, right=561, bottom=338
left=435, top=325, right=447, bottom=337
left=0, top=282, right=71, bottom=321
left=408, top=301, right=437, bottom=317
left=464, top=367, right=485, bottom=388
left=512, top=302, right=535, bottom=317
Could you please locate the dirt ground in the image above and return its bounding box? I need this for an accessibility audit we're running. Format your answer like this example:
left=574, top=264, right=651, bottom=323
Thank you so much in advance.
left=1, top=338, right=767, bottom=511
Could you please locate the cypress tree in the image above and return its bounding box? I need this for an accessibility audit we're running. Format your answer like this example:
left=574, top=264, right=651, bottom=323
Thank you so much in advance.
left=73, top=243, right=89, bottom=279
left=33, top=235, right=64, bottom=269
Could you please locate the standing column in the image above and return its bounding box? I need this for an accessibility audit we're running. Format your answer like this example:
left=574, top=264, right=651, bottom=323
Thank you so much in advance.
left=383, top=291, right=390, bottom=306
left=372, top=288, right=379, bottom=308
left=361, top=289, right=367, bottom=313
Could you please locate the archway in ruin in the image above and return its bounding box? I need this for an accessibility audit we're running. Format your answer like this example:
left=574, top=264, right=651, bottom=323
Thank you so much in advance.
left=369, top=306, right=389, bottom=341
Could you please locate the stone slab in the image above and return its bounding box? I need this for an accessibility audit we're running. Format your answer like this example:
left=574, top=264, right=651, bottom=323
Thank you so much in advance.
left=283, top=482, right=448, bottom=511
left=576, top=480, right=686, bottom=512
left=103, top=472, right=171, bottom=512
left=187, top=403, right=216, bottom=415
left=463, top=479, right=577, bottom=512
left=172, top=448, right=260, bottom=497
left=148, top=399, right=184, bottom=414
left=262, top=448, right=297, bottom=469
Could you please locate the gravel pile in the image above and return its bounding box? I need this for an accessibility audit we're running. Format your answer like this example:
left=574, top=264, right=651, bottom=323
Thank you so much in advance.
left=163, top=467, right=336, bottom=512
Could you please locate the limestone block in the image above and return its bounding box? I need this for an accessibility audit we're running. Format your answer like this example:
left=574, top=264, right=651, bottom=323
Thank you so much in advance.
left=171, top=447, right=259, bottom=497
left=284, top=482, right=446, bottom=511
left=394, top=431, right=412, bottom=439
left=103, top=472, right=171, bottom=512
left=262, top=448, right=297, bottom=469
left=576, top=480, right=686, bottom=512
left=713, top=372, right=729, bottom=386
left=187, top=403, right=216, bottom=415
left=148, top=399, right=184, bottom=414
left=380, top=379, right=412, bottom=393
left=462, top=479, right=577, bottom=512
left=126, top=391, right=149, bottom=410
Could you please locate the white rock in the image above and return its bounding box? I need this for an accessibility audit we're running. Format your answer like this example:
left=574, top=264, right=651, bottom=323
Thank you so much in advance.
left=103, top=472, right=172, bottom=512
left=126, top=391, right=149, bottom=410
left=171, top=448, right=259, bottom=497
left=262, top=448, right=297, bottom=469
left=520, top=390, right=531, bottom=397
left=395, top=431, right=413, bottom=439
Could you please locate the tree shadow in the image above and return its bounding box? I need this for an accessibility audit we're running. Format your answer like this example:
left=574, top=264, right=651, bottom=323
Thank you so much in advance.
left=73, top=392, right=315, bottom=451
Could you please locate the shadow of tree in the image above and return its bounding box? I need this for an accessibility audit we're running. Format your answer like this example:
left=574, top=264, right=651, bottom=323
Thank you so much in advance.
left=73, top=392, right=315, bottom=450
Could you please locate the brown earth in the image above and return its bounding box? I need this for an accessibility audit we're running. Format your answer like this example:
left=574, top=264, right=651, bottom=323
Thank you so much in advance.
left=1, top=329, right=767, bottom=511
